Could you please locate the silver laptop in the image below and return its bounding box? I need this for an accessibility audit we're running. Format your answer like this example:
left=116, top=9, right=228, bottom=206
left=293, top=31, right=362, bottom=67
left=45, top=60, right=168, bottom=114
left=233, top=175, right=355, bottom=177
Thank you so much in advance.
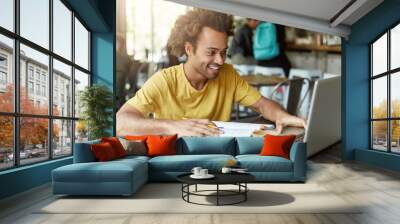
left=304, top=76, right=341, bottom=157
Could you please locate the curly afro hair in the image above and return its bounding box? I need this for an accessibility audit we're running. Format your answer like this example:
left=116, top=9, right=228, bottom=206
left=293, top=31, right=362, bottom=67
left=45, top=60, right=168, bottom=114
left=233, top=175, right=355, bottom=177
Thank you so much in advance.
left=167, top=9, right=233, bottom=57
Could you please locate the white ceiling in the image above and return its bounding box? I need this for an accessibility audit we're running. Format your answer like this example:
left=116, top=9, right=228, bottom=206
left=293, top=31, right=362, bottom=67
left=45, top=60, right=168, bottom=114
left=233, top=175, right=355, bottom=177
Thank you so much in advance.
left=166, top=0, right=384, bottom=38
left=227, top=0, right=352, bottom=22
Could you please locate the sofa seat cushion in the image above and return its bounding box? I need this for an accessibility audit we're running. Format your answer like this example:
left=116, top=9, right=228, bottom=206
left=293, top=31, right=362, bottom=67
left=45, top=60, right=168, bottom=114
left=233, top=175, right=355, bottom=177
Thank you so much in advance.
left=53, top=159, right=147, bottom=183
left=116, top=155, right=150, bottom=163
left=236, top=155, right=293, bottom=172
left=149, top=154, right=235, bottom=172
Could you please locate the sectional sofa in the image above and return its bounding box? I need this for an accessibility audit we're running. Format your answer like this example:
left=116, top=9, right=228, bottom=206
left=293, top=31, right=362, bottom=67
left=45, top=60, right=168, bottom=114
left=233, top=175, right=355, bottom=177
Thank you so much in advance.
left=52, top=137, right=306, bottom=196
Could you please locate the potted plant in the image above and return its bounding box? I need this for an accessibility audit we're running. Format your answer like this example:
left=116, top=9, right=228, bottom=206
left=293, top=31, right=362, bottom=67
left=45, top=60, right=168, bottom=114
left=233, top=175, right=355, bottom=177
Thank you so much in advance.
left=79, top=84, right=113, bottom=140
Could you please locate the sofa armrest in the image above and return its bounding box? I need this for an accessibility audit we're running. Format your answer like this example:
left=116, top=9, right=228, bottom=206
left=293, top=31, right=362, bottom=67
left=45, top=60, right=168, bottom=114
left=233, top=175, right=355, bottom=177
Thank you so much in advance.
left=289, top=142, right=307, bottom=181
left=73, top=140, right=100, bottom=163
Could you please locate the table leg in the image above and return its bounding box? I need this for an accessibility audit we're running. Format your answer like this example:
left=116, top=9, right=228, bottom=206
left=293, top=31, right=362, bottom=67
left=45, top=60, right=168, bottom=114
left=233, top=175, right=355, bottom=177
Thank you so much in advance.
left=181, top=184, right=183, bottom=199
left=217, top=184, right=219, bottom=206
left=245, top=183, right=247, bottom=201
left=195, top=184, right=197, bottom=192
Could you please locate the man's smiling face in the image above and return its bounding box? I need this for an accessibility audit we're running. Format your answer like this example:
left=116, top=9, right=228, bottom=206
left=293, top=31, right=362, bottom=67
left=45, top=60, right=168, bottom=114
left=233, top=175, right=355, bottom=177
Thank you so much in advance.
left=187, top=27, right=228, bottom=80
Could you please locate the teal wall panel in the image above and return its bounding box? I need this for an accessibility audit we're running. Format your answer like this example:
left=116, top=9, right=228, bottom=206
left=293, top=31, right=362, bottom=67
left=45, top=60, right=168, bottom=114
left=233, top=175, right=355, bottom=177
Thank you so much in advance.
left=343, top=0, right=400, bottom=170
left=355, top=148, right=400, bottom=172
left=0, top=158, right=72, bottom=199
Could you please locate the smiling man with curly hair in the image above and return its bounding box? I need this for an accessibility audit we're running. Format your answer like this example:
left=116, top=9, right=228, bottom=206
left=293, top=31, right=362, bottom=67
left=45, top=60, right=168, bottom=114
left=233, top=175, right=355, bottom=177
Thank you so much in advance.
left=117, top=9, right=306, bottom=137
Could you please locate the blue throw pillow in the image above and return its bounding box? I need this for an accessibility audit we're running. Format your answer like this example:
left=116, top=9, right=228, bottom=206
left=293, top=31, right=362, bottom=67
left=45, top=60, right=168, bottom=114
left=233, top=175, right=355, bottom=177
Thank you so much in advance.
left=177, top=137, right=235, bottom=155
left=236, top=137, right=264, bottom=155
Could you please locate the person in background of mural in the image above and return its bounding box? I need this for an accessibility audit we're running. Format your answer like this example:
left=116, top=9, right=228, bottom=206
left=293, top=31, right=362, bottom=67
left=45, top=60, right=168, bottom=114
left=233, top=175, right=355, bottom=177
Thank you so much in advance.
left=228, top=18, right=259, bottom=65
left=253, top=22, right=291, bottom=77
left=116, top=9, right=306, bottom=137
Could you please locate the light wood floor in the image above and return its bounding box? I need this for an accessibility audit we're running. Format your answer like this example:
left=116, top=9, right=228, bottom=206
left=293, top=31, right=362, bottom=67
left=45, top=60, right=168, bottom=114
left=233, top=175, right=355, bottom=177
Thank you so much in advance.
left=1, top=144, right=400, bottom=224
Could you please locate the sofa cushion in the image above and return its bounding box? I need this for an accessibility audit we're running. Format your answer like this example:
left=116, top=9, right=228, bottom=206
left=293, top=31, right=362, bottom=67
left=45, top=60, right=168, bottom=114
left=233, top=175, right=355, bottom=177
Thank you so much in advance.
left=53, top=158, right=147, bottom=183
left=114, top=155, right=150, bottom=164
left=119, top=138, right=147, bottom=156
left=147, top=135, right=177, bottom=157
left=236, top=155, right=293, bottom=172
left=101, top=137, right=127, bottom=158
left=148, top=154, right=235, bottom=172
left=177, top=137, right=235, bottom=155
left=260, top=134, right=296, bottom=159
left=73, top=139, right=100, bottom=163
left=236, top=137, right=263, bottom=155
left=91, top=142, right=118, bottom=161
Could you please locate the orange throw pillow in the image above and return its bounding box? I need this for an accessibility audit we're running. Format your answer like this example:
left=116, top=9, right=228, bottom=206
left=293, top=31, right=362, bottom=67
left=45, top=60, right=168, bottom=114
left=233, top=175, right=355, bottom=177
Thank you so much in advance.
left=101, top=137, right=126, bottom=158
left=260, top=134, right=296, bottom=159
left=91, top=142, right=117, bottom=161
left=146, top=135, right=177, bottom=157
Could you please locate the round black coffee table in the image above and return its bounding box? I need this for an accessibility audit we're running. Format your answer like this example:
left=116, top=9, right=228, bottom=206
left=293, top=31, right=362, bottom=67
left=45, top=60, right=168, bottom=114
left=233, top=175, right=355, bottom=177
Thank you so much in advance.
left=177, top=173, right=255, bottom=206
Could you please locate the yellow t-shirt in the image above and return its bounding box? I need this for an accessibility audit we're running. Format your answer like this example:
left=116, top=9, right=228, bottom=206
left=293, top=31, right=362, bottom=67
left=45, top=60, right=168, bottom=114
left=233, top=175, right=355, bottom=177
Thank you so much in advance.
left=126, top=63, right=261, bottom=121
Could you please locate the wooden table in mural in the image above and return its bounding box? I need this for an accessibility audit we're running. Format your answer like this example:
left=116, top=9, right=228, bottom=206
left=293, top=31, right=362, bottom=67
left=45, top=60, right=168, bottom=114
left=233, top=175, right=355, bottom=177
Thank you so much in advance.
left=241, top=75, right=288, bottom=87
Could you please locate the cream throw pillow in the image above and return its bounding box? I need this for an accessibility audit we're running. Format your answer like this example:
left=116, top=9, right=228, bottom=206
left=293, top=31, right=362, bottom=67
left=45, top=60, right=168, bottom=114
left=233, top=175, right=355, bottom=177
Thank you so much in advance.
left=119, top=138, right=147, bottom=156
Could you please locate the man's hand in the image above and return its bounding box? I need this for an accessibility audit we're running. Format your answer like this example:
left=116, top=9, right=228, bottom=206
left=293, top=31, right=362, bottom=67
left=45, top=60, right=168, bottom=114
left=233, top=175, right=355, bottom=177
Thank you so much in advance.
left=167, top=119, right=222, bottom=137
left=251, top=96, right=307, bottom=134
left=275, top=115, right=307, bottom=134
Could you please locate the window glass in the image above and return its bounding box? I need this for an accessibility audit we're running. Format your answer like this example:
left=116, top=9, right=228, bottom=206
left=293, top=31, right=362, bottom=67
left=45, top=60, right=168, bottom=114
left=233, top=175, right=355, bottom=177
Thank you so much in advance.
left=74, top=18, right=89, bottom=70
left=53, top=59, right=72, bottom=117
left=372, top=121, right=388, bottom=151
left=391, top=72, right=400, bottom=118
left=20, top=0, right=49, bottom=49
left=74, top=69, right=89, bottom=118
left=372, top=76, right=387, bottom=119
left=372, top=33, right=387, bottom=76
left=53, top=119, right=72, bottom=158
left=0, top=0, right=14, bottom=31
left=20, top=117, right=49, bottom=165
left=0, top=35, right=14, bottom=113
left=75, top=120, right=88, bottom=143
left=391, top=24, right=400, bottom=70
left=0, top=116, right=13, bottom=170
left=20, top=44, right=49, bottom=115
left=391, top=121, right=400, bottom=153
left=53, top=0, right=72, bottom=60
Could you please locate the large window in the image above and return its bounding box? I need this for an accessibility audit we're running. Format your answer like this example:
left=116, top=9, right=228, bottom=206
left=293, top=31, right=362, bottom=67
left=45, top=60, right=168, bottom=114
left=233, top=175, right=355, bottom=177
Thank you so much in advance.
left=371, top=23, right=400, bottom=154
left=0, top=0, right=91, bottom=171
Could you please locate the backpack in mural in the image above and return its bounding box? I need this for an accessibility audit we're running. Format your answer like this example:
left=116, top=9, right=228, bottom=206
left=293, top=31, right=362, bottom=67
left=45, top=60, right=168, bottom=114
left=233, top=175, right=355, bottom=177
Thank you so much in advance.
left=253, top=22, right=280, bottom=60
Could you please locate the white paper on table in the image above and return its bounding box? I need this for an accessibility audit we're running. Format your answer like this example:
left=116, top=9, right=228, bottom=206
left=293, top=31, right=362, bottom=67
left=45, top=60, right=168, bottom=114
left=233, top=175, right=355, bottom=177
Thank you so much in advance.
left=212, top=121, right=275, bottom=137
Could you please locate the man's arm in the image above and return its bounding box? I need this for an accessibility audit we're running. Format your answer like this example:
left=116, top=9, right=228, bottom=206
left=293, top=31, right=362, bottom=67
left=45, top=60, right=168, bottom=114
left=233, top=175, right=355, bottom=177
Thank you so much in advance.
left=116, top=103, right=221, bottom=137
left=250, top=96, right=306, bottom=133
left=116, top=103, right=168, bottom=136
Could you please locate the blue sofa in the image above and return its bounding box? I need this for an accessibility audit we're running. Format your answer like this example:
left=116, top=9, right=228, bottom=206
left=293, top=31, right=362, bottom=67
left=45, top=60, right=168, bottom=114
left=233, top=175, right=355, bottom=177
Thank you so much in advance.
left=52, top=137, right=306, bottom=196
